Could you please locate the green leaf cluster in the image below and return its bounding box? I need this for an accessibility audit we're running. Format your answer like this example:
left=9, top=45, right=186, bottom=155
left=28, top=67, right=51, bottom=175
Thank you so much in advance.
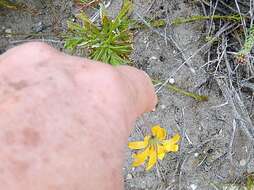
left=64, top=0, right=134, bottom=65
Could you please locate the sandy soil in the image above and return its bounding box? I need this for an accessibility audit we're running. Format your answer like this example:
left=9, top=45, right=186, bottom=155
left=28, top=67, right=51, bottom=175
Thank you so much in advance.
left=1, top=0, right=253, bottom=189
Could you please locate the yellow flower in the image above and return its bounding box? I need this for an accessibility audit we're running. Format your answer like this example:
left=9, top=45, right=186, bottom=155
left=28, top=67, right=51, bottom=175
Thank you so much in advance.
left=128, top=125, right=180, bottom=171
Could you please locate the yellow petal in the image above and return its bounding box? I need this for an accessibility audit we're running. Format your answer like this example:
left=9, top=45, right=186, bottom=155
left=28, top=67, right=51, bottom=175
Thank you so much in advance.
left=164, top=144, right=179, bottom=152
left=157, top=145, right=166, bottom=160
left=128, top=136, right=150, bottom=150
left=158, top=152, right=165, bottom=160
left=151, top=125, right=167, bottom=140
left=163, top=134, right=180, bottom=152
left=163, top=133, right=180, bottom=146
left=132, top=146, right=150, bottom=167
left=146, top=146, right=157, bottom=171
left=157, top=144, right=165, bottom=154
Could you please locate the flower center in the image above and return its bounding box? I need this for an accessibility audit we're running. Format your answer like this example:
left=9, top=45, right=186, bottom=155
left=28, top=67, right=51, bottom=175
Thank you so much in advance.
left=148, top=135, right=160, bottom=146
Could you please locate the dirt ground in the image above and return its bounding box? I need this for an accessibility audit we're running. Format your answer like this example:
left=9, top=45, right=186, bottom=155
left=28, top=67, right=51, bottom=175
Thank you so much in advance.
left=1, top=0, right=254, bottom=189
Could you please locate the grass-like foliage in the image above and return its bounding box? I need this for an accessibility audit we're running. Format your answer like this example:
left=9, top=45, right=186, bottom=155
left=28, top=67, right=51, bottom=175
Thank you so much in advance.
left=152, top=79, right=208, bottom=102
left=236, top=26, right=254, bottom=63
left=246, top=174, right=254, bottom=190
left=172, top=14, right=241, bottom=26
left=241, top=26, right=254, bottom=55
left=0, top=0, right=18, bottom=9
left=64, top=0, right=133, bottom=65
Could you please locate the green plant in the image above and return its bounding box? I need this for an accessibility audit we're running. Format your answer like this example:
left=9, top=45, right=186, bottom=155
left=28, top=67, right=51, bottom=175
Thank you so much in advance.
left=171, top=14, right=242, bottom=26
left=152, top=79, right=208, bottom=102
left=246, top=174, right=254, bottom=190
left=236, top=26, right=254, bottom=64
left=64, top=0, right=133, bottom=65
left=73, top=0, right=102, bottom=11
left=0, top=0, right=36, bottom=14
left=130, top=19, right=166, bottom=30
left=0, top=0, right=18, bottom=9
left=79, top=0, right=89, bottom=3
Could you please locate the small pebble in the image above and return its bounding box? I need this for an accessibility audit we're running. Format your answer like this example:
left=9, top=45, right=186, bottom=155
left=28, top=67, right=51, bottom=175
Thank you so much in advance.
left=190, top=184, right=197, bottom=190
left=190, top=67, right=196, bottom=74
left=141, top=181, right=146, bottom=189
left=161, top=104, right=166, bottom=109
left=126, top=173, right=133, bottom=180
left=169, top=78, right=175, bottom=84
left=5, top=28, right=12, bottom=33
left=5, top=29, right=12, bottom=37
left=149, top=56, right=157, bottom=60
left=33, top=21, right=45, bottom=33
left=159, top=56, right=165, bottom=62
left=240, top=159, right=246, bottom=166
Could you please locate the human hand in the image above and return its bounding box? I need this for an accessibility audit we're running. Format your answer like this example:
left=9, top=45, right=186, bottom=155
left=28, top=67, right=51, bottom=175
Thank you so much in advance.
left=0, top=42, right=157, bottom=190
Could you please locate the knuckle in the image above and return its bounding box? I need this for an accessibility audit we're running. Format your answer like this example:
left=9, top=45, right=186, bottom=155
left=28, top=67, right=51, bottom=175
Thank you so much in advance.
left=21, top=42, right=57, bottom=57
left=96, top=66, right=124, bottom=90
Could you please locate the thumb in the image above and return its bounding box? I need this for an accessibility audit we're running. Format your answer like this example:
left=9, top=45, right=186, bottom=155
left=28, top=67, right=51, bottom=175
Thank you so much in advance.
left=116, top=65, right=157, bottom=117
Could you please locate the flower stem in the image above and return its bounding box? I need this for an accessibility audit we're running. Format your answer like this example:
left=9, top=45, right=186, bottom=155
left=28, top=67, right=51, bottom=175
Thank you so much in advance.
left=153, top=79, right=208, bottom=102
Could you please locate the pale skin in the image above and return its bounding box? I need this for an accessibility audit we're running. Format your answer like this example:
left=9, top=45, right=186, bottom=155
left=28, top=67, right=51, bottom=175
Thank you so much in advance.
left=0, top=42, right=157, bottom=190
